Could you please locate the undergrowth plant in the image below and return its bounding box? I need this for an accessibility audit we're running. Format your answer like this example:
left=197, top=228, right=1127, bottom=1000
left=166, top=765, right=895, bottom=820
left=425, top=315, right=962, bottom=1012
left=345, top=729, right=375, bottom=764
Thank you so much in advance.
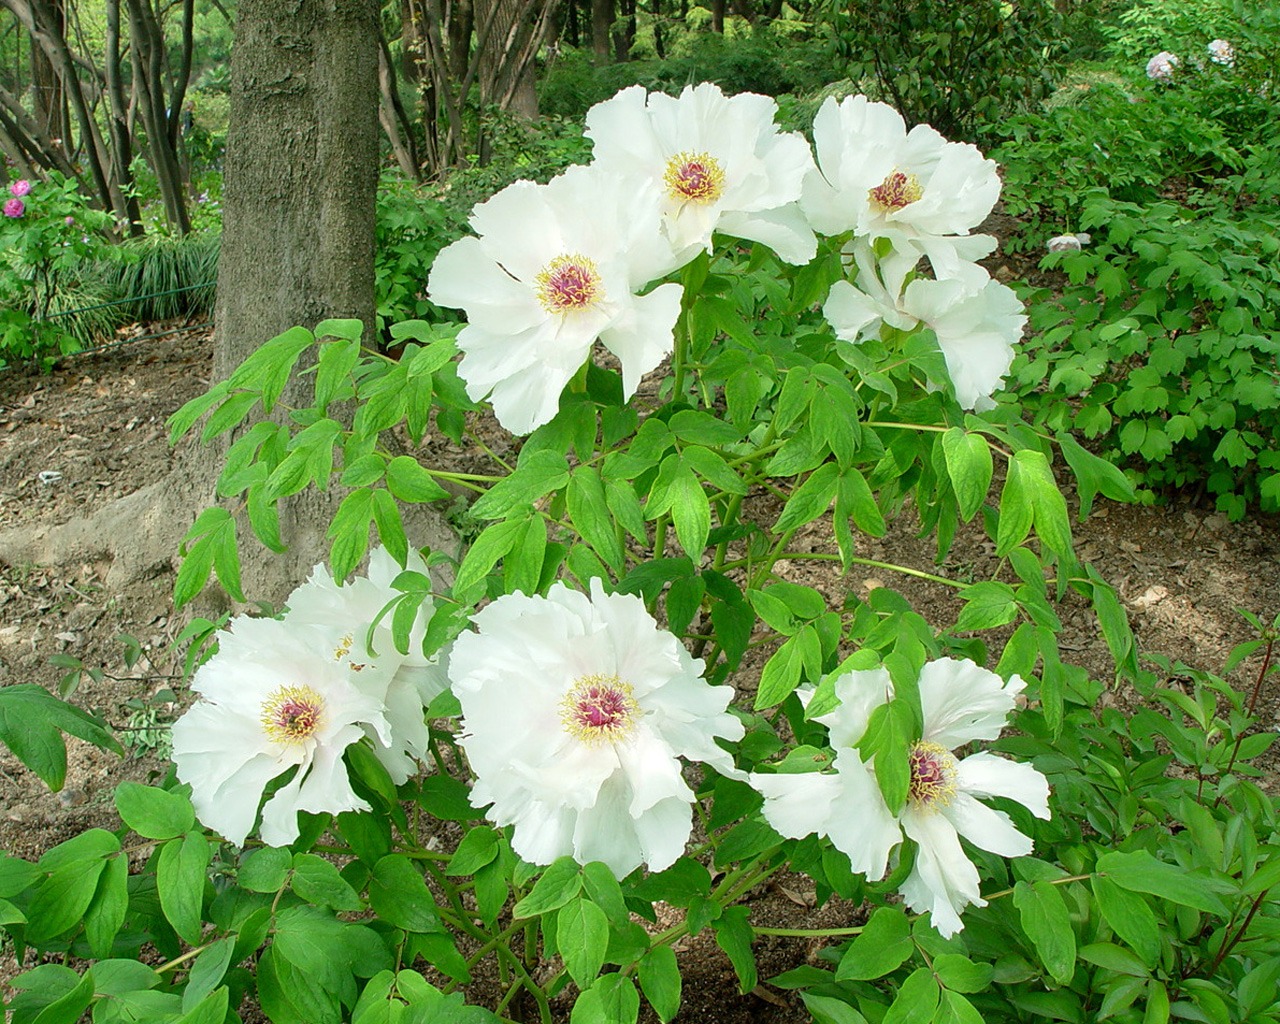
left=3, top=84, right=1280, bottom=1024
left=0, top=174, right=115, bottom=366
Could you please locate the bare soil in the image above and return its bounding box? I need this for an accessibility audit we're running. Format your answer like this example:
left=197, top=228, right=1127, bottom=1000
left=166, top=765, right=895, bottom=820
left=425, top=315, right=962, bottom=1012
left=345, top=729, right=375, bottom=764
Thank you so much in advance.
left=1, top=327, right=1278, bottom=1021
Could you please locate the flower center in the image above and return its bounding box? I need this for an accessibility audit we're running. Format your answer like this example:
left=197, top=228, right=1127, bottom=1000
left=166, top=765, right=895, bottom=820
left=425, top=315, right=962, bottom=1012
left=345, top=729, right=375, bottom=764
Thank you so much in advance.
left=260, top=685, right=325, bottom=744
left=908, top=741, right=959, bottom=809
left=536, top=254, right=603, bottom=314
left=664, top=151, right=725, bottom=204
left=560, top=674, right=639, bottom=745
left=868, top=170, right=924, bottom=213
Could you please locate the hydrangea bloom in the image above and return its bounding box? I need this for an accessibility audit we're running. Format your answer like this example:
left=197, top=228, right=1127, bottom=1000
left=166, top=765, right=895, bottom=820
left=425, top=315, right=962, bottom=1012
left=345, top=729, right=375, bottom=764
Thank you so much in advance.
left=823, top=240, right=1026, bottom=410
left=428, top=163, right=683, bottom=435
left=1207, top=39, right=1234, bottom=67
left=1147, top=51, right=1179, bottom=80
left=3, top=198, right=23, bottom=218
left=802, top=95, right=1000, bottom=277
left=283, top=545, right=448, bottom=784
left=9, top=180, right=30, bottom=198
left=172, top=615, right=394, bottom=846
left=449, top=580, right=745, bottom=878
left=752, top=659, right=1050, bottom=937
left=585, top=83, right=817, bottom=265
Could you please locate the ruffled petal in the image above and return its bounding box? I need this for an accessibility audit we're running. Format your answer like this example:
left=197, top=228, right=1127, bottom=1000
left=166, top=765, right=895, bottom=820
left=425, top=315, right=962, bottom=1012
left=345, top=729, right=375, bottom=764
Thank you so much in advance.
left=899, top=807, right=983, bottom=937
left=957, top=751, right=1051, bottom=819
left=917, top=658, right=1025, bottom=749
left=598, top=281, right=682, bottom=399
left=941, top=792, right=1033, bottom=858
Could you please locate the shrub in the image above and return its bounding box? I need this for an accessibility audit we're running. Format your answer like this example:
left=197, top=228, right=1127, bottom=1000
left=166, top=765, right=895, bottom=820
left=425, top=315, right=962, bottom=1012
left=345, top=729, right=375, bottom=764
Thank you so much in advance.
left=1007, top=146, right=1280, bottom=518
left=824, top=0, right=1065, bottom=141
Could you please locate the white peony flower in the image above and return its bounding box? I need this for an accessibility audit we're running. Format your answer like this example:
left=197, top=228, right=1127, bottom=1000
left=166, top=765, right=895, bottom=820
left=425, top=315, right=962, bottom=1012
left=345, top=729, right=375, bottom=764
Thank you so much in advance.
left=802, top=95, right=1000, bottom=274
left=428, top=163, right=683, bottom=435
left=284, top=545, right=449, bottom=784
left=1046, top=234, right=1083, bottom=253
left=1146, top=51, right=1179, bottom=80
left=1207, top=39, right=1234, bottom=67
left=823, top=239, right=1026, bottom=410
left=172, top=615, right=394, bottom=846
left=449, top=580, right=745, bottom=878
left=585, top=83, right=817, bottom=265
left=752, top=658, right=1050, bottom=938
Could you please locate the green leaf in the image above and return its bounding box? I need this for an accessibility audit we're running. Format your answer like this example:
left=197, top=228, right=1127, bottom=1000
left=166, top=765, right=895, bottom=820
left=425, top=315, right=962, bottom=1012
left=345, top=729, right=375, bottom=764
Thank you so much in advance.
left=836, top=906, right=913, bottom=980
left=183, top=936, right=237, bottom=1011
left=1058, top=433, right=1135, bottom=519
left=882, top=967, right=940, bottom=1024
left=314, top=336, right=361, bottom=411
left=0, top=685, right=120, bottom=791
left=29, top=971, right=94, bottom=1024
left=755, top=628, right=817, bottom=709
left=114, top=783, right=195, bottom=840
left=1017, top=449, right=1073, bottom=563
left=860, top=700, right=913, bottom=814
left=291, top=853, right=363, bottom=911
left=712, top=906, right=757, bottom=994
left=837, top=467, right=886, bottom=537
left=996, top=454, right=1035, bottom=556
left=1078, top=942, right=1151, bottom=977
left=668, top=465, right=711, bottom=559
left=470, top=451, right=569, bottom=519
left=239, top=846, right=293, bottom=893
left=83, top=854, right=128, bottom=958
left=637, top=945, right=681, bottom=1023
left=453, top=518, right=526, bottom=599
left=571, top=974, right=640, bottom=1024
left=446, top=828, right=500, bottom=877
left=558, top=897, right=609, bottom=989
left=582, top=862, right=629, bottom=927
left=370, top=855, right=442, bottom=933
left=941, top=429, right=993, bottom=521
left=513, top=857, right=582, bottom=919
left=1097, top=850, right=1229, bottom=915
left=776, top=463, right=840, bottom=533
left=27, top=859, right=107, bottom=943
left=328, top=487, right=375, bottom=581
left=174, top=985, right=229, bottom=1024
left=801, top=992, right=868, bottom=1024
left=158, top=833, right=211, bottom=945
left=1013, top=880, right=1076, bottom=984
left=932, top=953, right=994, bottom=994
left=385, top=456, right=450, bottom=503
left=568, top=467, right=626, bottom=573
left=955, top=581, right=1019, bottom=632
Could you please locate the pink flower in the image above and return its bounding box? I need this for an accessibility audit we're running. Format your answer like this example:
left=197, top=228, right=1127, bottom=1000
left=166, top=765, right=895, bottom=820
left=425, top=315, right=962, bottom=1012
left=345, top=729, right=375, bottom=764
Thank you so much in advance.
left=9, top=179, right=30, bottom=198
left=4, top=198, right=24, bottom=218
left=64, top=215, right=74, bottom=226
left=1146, top=51, right=1179, bottom=81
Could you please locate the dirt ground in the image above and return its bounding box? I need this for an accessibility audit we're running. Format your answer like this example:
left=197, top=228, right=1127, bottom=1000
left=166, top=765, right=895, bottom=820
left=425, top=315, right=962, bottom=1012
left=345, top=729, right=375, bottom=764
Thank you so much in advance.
left=1, top=327, right=1279, bottom=1022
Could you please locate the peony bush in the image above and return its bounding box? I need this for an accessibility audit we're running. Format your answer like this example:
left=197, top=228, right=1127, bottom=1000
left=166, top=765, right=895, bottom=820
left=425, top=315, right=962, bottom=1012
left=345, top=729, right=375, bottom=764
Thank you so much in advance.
left=4, top=85, right=1279, bottom=1024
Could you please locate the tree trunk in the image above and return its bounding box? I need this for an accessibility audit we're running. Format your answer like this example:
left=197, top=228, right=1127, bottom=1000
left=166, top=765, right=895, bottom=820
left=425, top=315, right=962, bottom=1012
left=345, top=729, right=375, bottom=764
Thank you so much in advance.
left=711, top=0, right=724, bottom=33
left=475, top=0, right=541, bottom=122
left=0, top=0, right=454, bottom=604
left=378, top=33, right=421, bottom=179
left=104, top=0, right=144, bottom=235
left=124, top=0, right=192, bottom=233
left=591, top=0, right=611, bottom=59
left=28, top=0, right=67, bottom=143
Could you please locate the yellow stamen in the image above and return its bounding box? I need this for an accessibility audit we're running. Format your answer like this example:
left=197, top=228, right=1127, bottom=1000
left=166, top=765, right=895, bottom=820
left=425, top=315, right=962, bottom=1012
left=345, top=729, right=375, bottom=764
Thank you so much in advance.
left=560, top=674, right=639, bottom=744
left=536, top=254, right=603, bottom=314
left=868, top=170, right=924, bottom=212
left=664, top=151, right=726, bottom=204
left=260, top=685, right=325, bottom=744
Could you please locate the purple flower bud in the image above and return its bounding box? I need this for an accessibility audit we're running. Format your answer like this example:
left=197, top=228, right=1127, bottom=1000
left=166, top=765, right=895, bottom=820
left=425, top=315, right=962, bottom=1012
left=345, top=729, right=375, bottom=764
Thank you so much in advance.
left=65, top=215, right=75, bottom=226
left=4, top=198, right=25, bottom=218
left=9, top=179, right=30, bottom=198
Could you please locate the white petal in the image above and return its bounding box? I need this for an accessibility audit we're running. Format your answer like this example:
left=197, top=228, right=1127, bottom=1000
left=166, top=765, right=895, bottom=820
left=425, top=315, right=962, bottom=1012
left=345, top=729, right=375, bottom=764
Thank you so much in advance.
left=941, top=792, right=1033, bottom=858
left=598, top=282, right=682, bottom=399
left=717, top=205, right=816, bottom=265
left=900, top=807, right=983, bottom=938
left=917, top=658, right=1023, bottom=748
left=822, top=751, right=902, bottom=878
left=957, top=751, right=1051, bottom=819
left=814, top=668, right=893, bottom=749
left=752, top=770, right=843, bottom=840
left=427, top=235, right=544, bottom=333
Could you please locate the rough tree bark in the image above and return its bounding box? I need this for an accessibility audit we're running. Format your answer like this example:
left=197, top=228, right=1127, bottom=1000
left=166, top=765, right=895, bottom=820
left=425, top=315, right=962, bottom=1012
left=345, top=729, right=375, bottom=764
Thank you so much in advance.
left=0, top=0, right=453, bottom=605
